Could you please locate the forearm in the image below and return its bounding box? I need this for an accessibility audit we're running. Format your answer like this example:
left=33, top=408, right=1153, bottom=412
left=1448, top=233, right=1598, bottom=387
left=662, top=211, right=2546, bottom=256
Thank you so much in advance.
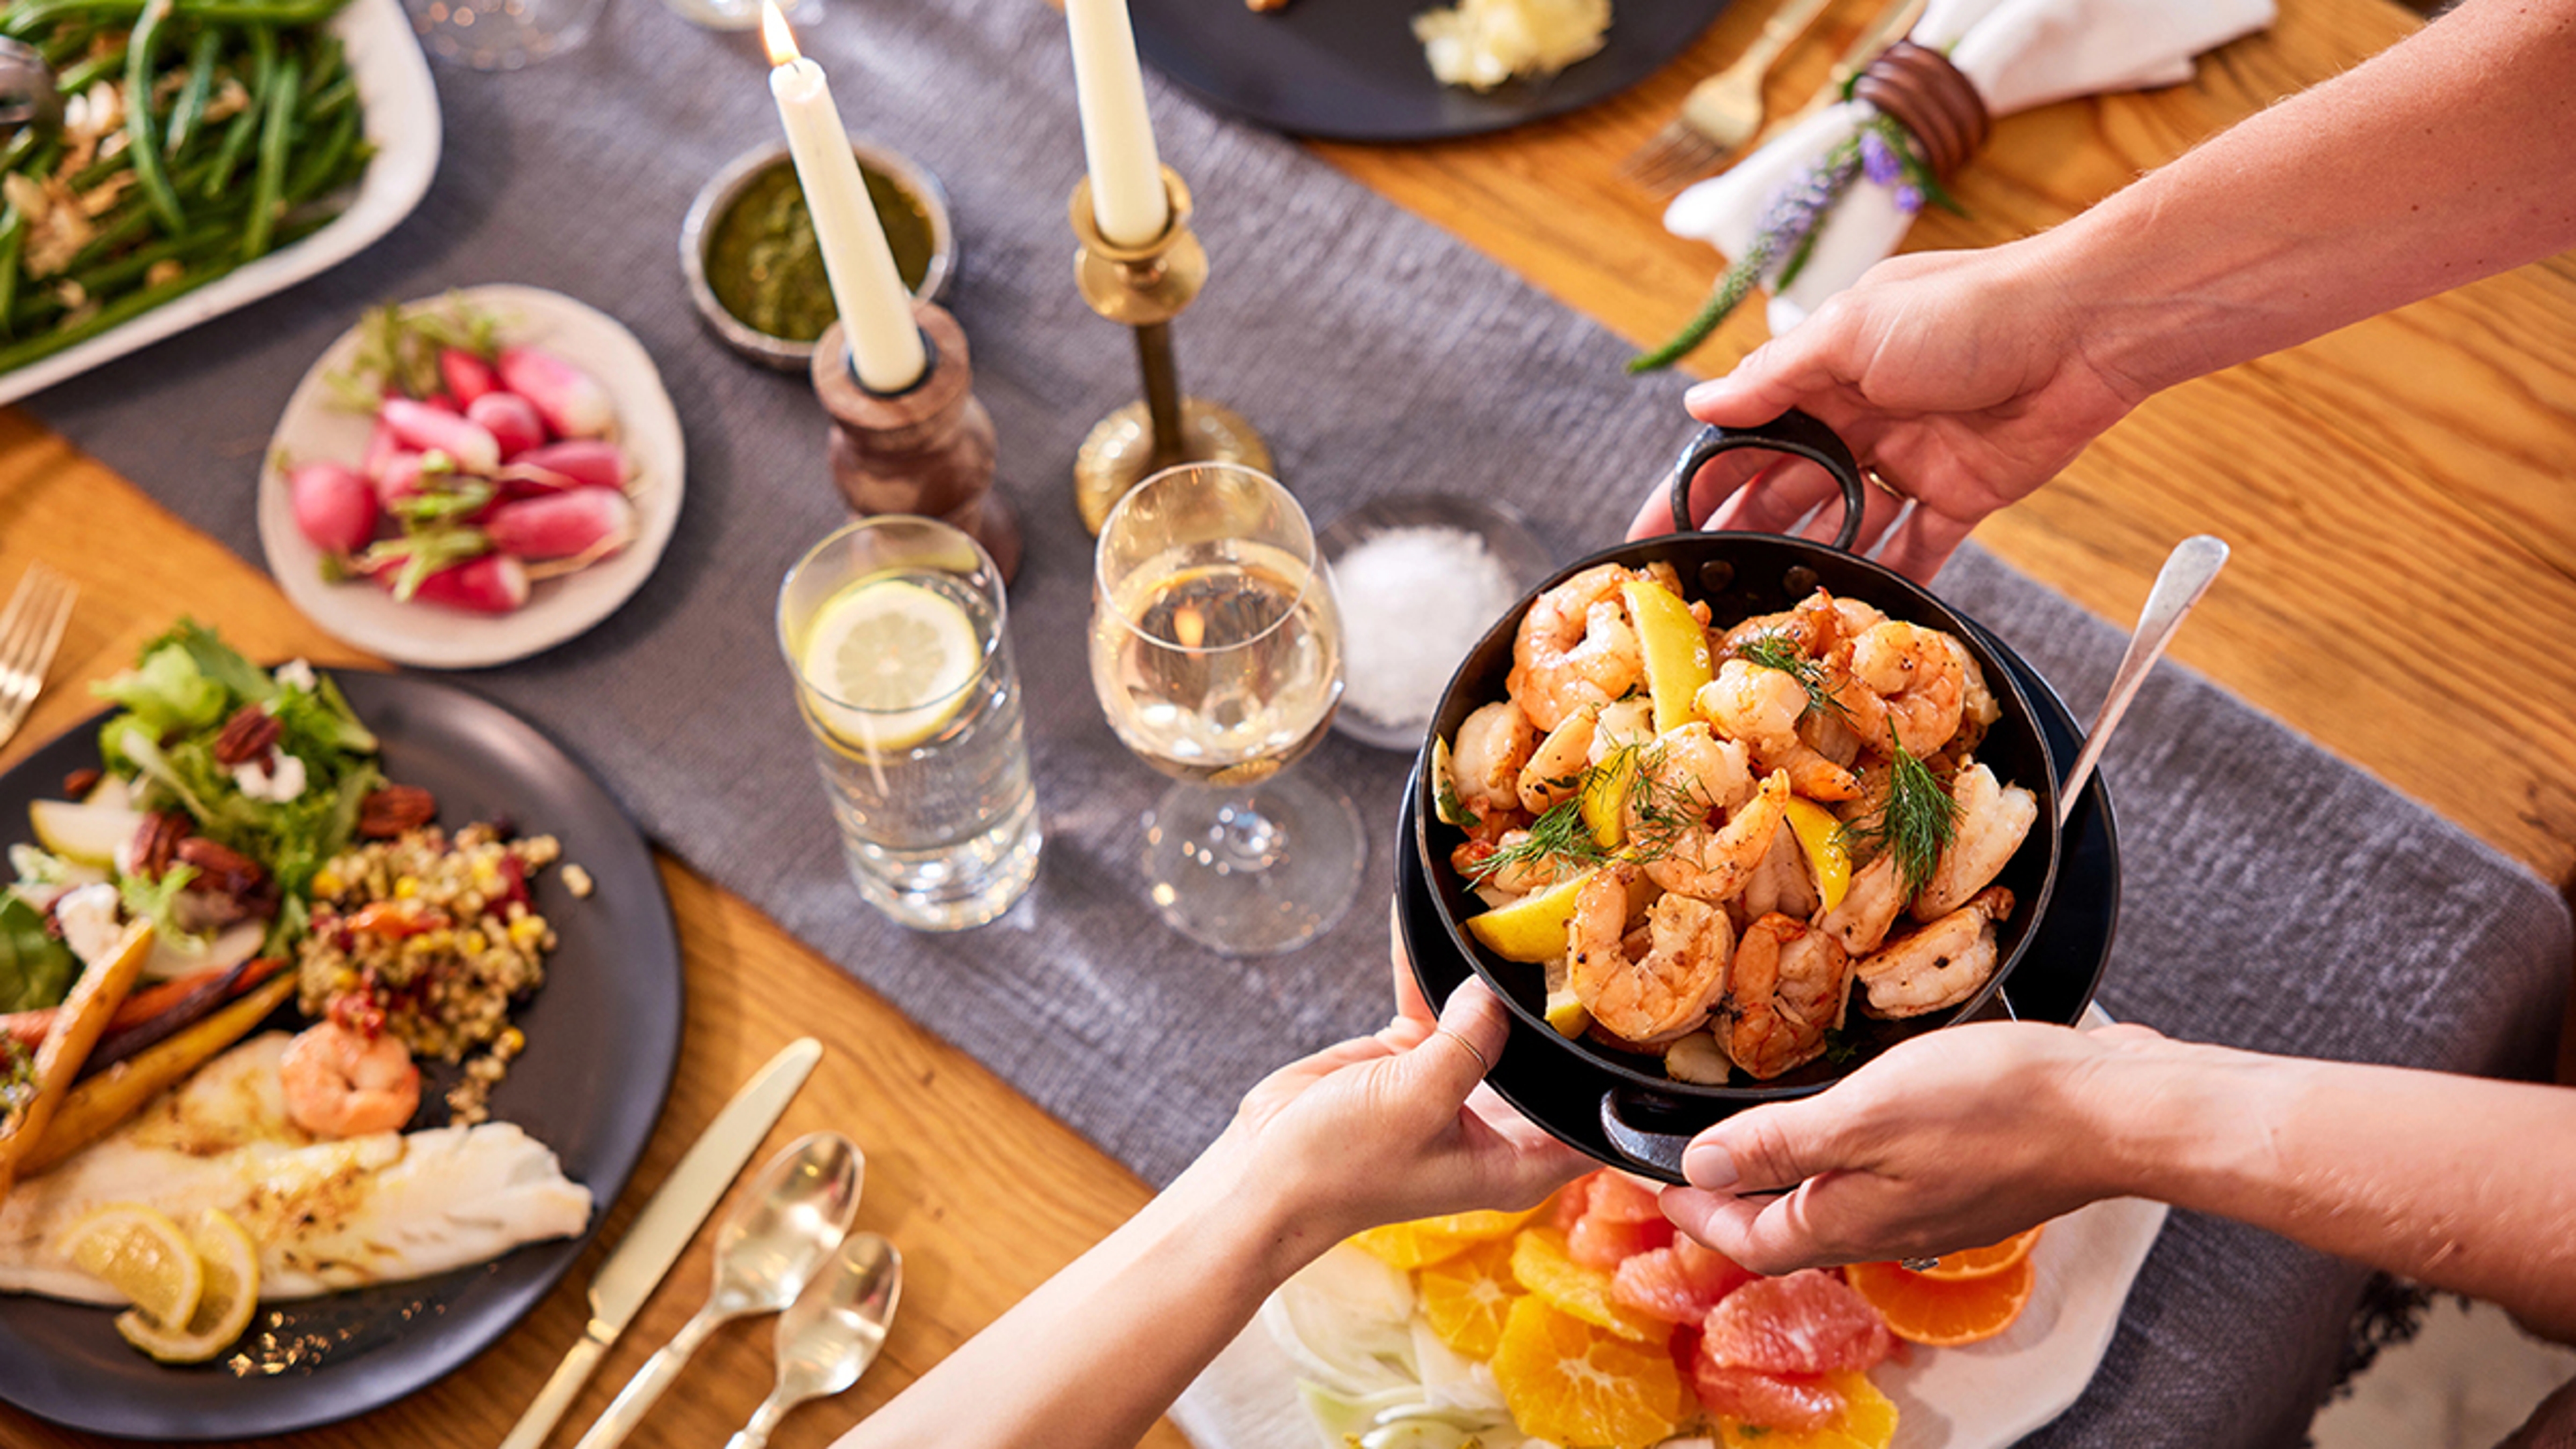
left=832, top=1128, right=1332, bottom=1449
left=2084, top=1040, right=2576, bottom=1340
left=2033, top=0, right=2576, bottom=394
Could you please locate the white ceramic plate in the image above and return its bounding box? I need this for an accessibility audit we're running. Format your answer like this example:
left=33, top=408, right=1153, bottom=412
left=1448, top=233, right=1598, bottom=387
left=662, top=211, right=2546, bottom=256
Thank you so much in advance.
left=0, top=0, right=441, bottom=405
left=1173, top=1014, right=2173, bottom=1449
left=255, top=284, right=686, bottom=668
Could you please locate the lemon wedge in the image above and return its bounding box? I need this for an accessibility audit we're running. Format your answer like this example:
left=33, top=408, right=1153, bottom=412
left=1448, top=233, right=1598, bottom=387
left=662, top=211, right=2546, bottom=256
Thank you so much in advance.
left=63, top=1204, right=203, bottom=1333
left=798, top=577, right=983, bottom=754
left=1783, top=796, right=1853, bottom=911
left=1578, top=747, right=1635, bottom=850
left=1622, top=580, right=1713, bottom=736
left=115, top=1208, right=259, bottom=1364
left=1543, top=985, right=1592, bottom=1038
left=1465, top=869, right=1597, bottom=962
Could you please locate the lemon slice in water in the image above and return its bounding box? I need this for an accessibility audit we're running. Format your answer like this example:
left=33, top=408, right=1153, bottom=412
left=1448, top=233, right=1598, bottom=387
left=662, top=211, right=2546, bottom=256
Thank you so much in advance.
left=800, top=578, right=983, bottom=753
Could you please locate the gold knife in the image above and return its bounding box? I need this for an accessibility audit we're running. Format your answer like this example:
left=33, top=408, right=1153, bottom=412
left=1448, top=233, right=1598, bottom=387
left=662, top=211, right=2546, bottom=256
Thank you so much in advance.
left=499, top=1038, right=824, bottom=1449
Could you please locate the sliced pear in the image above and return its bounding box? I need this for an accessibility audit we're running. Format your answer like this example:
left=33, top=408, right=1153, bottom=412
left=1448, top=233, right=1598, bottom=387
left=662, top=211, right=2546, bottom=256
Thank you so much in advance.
left=28, top=800, right=145, bottom=869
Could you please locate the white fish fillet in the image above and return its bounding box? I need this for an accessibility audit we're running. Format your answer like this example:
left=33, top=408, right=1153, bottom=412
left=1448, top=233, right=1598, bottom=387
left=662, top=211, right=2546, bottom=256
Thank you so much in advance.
left=0, top=1034, right=592, bottom=1303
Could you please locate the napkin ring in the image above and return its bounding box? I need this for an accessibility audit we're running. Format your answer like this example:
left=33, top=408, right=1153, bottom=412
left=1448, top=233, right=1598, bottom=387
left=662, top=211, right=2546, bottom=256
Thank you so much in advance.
left=1854, top=40, right=1990, bottom=179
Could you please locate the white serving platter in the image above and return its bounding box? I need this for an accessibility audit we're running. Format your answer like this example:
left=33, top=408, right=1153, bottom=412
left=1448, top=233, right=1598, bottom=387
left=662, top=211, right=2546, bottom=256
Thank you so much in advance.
left=256, top=284, right=686, bottom=668
left=0, top=0, right=441, bottom=405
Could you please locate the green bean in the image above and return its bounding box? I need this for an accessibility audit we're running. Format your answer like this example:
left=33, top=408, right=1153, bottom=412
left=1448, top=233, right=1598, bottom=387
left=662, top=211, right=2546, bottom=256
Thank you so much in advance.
left=58, top=202, right=240, bottom=298
left=36, top=22, right=94, bottom=64
left=302, top=68, right=350, bottom=121
left=55, top=39, right=125, bottom=92
left=0, top=127, right=36, bottom=174
left=0, top=215, right=24, bottom=338
left=121, top=0, right=184, bottom=230
left=163, top=27, right=219, bottom=154
left=5, top=0, right=341, bottom=40
left=0, top=262, right=226, bottom=372
left=236, top=49, right=291, bottom=260
left=201, top=22, right=268, bottom=199
left=281, top=97, right=349, bottom=201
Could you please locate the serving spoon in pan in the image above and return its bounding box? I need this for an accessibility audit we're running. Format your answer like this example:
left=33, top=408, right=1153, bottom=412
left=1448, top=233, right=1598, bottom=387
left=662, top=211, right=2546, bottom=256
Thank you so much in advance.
left=2057, top=535, right=2231, bottom=826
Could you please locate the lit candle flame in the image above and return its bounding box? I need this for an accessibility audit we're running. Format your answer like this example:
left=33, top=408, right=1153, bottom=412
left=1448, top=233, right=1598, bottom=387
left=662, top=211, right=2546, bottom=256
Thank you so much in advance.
left=1175, top=604, right=1205, bottom=650
left=761, top=0, right=800, bottom=66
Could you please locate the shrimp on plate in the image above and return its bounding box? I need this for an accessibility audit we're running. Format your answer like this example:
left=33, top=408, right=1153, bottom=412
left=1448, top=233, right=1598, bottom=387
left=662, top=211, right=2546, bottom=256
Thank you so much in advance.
left=1815, top=853, right=1909, bottom=956
left=1508, top=564, right=1648, bottom=731
left=1644, top=768, right=1788, bottom=904
left=1721, top=912, right=1855, bottom=1079
left=1913, top=761, right=2037, bottom=919
left=280, top=1020, right=421, bottom=1138
left=1697, top=659, right=1860, bottom=800
left=1519, top=703, right=1600, bottom=814
left=1568, top=863, right=1735, bottom=1044
left=1827, top=621, right=1966, bottom=757
left=1449, top=699, right=1536, bottom=818
left=1857, top=887, right=2015, bottom=1018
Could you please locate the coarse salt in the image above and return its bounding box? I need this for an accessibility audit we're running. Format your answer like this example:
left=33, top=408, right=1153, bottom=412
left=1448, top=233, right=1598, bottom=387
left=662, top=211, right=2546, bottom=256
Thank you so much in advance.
left=1334, top=525, right=1519, bottom=729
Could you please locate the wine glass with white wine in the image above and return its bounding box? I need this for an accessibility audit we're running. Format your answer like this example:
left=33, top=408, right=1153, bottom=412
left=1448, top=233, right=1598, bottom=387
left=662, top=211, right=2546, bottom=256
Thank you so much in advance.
left=1089, top=463, right=1362, bottom=955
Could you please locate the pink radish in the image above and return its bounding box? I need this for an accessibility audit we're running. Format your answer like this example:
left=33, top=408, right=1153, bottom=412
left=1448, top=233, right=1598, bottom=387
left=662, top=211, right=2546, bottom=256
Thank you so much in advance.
left=495, top=347, right=613, bottom=439
left=419, top=392, right=459, bottom=414
left=360, top=415, right=403, bottom=481
left=380, top=397, right=500, bottom=476
left=486, top=489, right=635, bottom=561
left=289, top=462, right=379, bottom=554
left=376, top=451, right=429, bottom=507
left=501, top=439, right=629, bottom=492
left=406, top=553, right=529, bottom=614
left=467, top=391, right=547, bottom=460
left=439, top=348, right=500, bottom=407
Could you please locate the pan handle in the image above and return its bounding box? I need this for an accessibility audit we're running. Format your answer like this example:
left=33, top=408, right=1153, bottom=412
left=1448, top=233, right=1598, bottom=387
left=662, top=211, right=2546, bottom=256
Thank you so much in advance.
left=1597, top=1087, right=1697, bottom=1185
left=1666, top=411, right=1870, bottom=555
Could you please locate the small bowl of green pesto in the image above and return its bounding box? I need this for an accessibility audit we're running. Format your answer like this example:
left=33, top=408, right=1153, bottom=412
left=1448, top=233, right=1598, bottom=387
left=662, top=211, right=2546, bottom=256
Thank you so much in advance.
left=681, top=139, right=954, bottom=372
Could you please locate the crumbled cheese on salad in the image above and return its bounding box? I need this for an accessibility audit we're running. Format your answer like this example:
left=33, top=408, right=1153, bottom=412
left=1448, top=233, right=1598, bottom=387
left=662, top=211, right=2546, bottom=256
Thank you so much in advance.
left=54, top=883, right=123, bottom=965
left=232, top=751, right=309, bottom=804
left=273, top=659, right=318, bottom=692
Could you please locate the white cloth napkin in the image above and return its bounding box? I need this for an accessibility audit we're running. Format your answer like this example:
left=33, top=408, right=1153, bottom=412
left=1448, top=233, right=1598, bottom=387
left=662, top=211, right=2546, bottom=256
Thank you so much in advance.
left=1664, top=0, right=2275, bottom=333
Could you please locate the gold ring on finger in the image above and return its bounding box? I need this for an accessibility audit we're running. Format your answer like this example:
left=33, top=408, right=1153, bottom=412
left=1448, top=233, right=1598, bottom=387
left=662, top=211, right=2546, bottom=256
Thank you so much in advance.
left=1439, top=1027, right=1493, bottom=1075
left=1866, top=468, right=1910, bottom=502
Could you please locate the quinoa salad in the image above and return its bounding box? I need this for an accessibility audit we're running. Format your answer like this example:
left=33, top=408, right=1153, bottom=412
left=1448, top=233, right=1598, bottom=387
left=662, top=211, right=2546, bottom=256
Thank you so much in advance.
left=295, top=822, right=592, bottom=1125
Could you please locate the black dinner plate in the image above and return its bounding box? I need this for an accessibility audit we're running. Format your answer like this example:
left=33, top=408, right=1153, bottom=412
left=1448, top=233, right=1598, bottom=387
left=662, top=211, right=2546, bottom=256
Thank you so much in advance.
left=0, top=672, right=683, bottom=1440
left=1131, top=0, right=1735, bottom=142
left=1399, top=634, right=2120, bottom=1178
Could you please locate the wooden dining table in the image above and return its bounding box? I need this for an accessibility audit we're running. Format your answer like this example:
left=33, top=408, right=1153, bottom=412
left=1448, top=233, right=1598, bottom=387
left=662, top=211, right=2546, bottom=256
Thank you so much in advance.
left=2, top=0, right=2569, bottom=1442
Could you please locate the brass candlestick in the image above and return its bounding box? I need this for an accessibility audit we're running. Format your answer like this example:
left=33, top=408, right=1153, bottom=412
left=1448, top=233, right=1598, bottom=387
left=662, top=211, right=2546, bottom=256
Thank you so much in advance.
left=812, top=299, right=1021, bottom=582
left=1068, top=167, right=1273, bottom=535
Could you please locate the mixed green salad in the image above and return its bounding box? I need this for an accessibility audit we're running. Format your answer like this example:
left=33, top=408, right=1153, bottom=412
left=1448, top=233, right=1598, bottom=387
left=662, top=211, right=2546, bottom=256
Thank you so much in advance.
left=3, top=621, right=381, bottom=1014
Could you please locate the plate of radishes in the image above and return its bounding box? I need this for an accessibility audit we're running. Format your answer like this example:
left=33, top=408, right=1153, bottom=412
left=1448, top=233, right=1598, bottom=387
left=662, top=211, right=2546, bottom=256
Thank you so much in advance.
left=256, top=284, right=685, bottom=668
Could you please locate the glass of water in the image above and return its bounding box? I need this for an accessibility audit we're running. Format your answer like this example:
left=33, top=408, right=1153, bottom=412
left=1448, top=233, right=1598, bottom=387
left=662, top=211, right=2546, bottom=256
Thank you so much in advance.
left=778, top=515, right=1040, bottom=930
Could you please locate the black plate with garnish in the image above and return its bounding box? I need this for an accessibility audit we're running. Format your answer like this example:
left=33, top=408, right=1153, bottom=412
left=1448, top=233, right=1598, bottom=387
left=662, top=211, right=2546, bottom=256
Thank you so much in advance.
left=1128, top=0, right=1734, bottom=142
left=1403, top=594, right=2118, bottom=1183
left=0, top=672, right=682, bottom=1440
left=1413, top=412, right=2088, bottom=1180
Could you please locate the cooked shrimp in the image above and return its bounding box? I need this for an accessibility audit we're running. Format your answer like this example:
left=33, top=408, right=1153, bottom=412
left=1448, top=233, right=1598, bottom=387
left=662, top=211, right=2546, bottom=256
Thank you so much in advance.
left=1452, top=828, right=1574, bottom=898
left=1799, top=704, right=1863, bottom=767
left=1720, top=590, right=1847, bottom=661
left=1749, top=736, right=1862, bottom=801
left=1568, top=863, right=1735, bottom=1044
left=1721, top=912, right=1854, bottom=1079
left=1625, top=723, right=1756, bottom=826
left=1828, top=621, right=1966, bottom=756
left=1858, top=887, right=2014, bottom=1018
left=1697, top=658, right=1809, bottom=748
left=1509, top=564, right=1647, bottom=731
left=1814, top=853, right=1908, bottom=956
left=1945, top=633, right=2001, bottom=755
left=280, top=1021, right=421, bottom=1138
left=1519, top=703, right=1600, bottom=813
left=1913, top=761, right=2038, bottom=918
left=1450, top=700, right=1537, bottom=818
left=1588, top=698, right=1656, bottom=765
left=1739, top=824, right=1819, bottom=922
left=1646, top=769, right=1788, bottom=903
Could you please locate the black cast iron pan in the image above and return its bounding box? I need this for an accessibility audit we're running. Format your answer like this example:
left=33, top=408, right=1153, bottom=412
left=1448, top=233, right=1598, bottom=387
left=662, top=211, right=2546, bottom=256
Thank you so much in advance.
left=1413, top=412, right=2064, bottom=1177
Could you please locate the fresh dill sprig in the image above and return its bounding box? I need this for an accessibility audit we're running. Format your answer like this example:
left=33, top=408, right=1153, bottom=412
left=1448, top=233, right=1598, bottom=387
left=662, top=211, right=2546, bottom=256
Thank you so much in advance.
left=1467, top=794, right=1606, bottom=883
left=1845, top=737, right=1960, bottom=896
left=1464, top=739, right=1717, bottom=884
left=1733, top=633, right=1853, bottom=724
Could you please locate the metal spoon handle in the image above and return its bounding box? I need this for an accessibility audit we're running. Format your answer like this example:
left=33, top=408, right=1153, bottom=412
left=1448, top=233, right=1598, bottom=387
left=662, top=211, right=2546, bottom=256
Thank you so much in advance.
left=723, top=1394, right=794, bottom=1449
left=571, top=1308, right=724, bottom=1449
left=2057, top=535, right=2229, bottom=825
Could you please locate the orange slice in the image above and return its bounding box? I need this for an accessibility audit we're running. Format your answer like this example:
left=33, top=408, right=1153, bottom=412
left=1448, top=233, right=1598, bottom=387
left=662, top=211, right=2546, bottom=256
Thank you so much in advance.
left=1419, top=1237, right=1522, bottom=1359
left=1907, top=1224, right=2044, bottom=1282
left=1346, top=1222, right=1474, bottom=1270
left=1510, top=1227, right=1666, bottom=1342
left=1715, top=1369, right=1900, bottom=1448
left=1491, top=1295, right=1684, bottom=1448
left=1416, top=1205, right=1542, bottom=1242
left=1845, top=1256, right=2038, bottom=1346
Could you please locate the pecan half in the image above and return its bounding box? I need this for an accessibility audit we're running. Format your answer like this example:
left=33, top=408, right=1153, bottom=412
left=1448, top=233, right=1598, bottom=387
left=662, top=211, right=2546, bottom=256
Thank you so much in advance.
left=60, top=767, right=101, bottom=800
left=130, top=811, right=193, bottom=877
left=176, top=837, right=267, bottom=898
left=211, top=704, right=283, bottom=767
left=358, top=784, right=437, bottom=839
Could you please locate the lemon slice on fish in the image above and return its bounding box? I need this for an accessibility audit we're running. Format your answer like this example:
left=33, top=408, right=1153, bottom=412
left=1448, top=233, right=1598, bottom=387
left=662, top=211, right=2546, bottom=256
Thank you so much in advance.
left=798, top=578, right=983, bottom=754
left=116, top=1208, right=260, bottom=1364
left=62, top=1203, right=203, bottom=1332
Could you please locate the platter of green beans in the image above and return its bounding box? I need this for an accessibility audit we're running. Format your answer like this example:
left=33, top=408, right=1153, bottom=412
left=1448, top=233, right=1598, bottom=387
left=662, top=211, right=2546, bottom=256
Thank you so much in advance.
left=0, top=0, right=437, bottom=401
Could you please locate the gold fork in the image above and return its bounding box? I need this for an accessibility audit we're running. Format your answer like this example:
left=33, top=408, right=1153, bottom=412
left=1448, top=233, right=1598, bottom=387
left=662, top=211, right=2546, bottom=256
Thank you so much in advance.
left=1623, top=0, right=1840, bottom=193
left=0, top=562, right=75, bottom=752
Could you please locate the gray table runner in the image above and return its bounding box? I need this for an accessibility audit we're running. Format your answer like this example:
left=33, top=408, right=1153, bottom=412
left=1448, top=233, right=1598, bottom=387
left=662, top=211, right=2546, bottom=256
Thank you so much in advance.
left=19, top=0, right=2571, bottom=1441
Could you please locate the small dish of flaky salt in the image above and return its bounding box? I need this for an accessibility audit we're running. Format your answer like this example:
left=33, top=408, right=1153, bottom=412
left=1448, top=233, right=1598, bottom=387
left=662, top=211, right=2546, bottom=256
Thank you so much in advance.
left=1316, top=495, right=1555, bottom=752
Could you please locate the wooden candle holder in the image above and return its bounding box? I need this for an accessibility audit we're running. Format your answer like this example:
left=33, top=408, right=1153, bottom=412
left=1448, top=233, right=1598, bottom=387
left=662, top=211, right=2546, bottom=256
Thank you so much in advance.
left=811, top=299, right=1020, bottom=582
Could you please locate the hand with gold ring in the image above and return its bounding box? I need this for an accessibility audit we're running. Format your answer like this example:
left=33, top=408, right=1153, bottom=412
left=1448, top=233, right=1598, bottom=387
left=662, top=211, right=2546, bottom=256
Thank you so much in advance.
left=1627, top=242, right=2148, bottom=582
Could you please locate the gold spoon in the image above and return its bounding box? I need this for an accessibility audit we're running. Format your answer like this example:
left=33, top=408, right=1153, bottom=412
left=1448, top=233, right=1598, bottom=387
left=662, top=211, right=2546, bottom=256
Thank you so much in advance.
left=572, top=1132, right=863, bottom=1449
left=724, top=1232, right=903, bottom=1449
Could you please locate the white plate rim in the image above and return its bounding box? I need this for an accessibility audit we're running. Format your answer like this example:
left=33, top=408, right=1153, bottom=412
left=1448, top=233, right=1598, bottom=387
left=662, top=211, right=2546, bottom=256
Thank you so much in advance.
left=254, top=283, right=687, bottom=669
left=0, top=0, right=441, bottom=407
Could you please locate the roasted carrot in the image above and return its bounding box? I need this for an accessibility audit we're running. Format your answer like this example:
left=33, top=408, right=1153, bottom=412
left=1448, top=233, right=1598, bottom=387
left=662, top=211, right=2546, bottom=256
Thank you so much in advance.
left=22, top=972, right=294, bottom=1177
left=2, top=957, right=282, bottom=1050
left=0, top=924, right=152, bottom=1198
